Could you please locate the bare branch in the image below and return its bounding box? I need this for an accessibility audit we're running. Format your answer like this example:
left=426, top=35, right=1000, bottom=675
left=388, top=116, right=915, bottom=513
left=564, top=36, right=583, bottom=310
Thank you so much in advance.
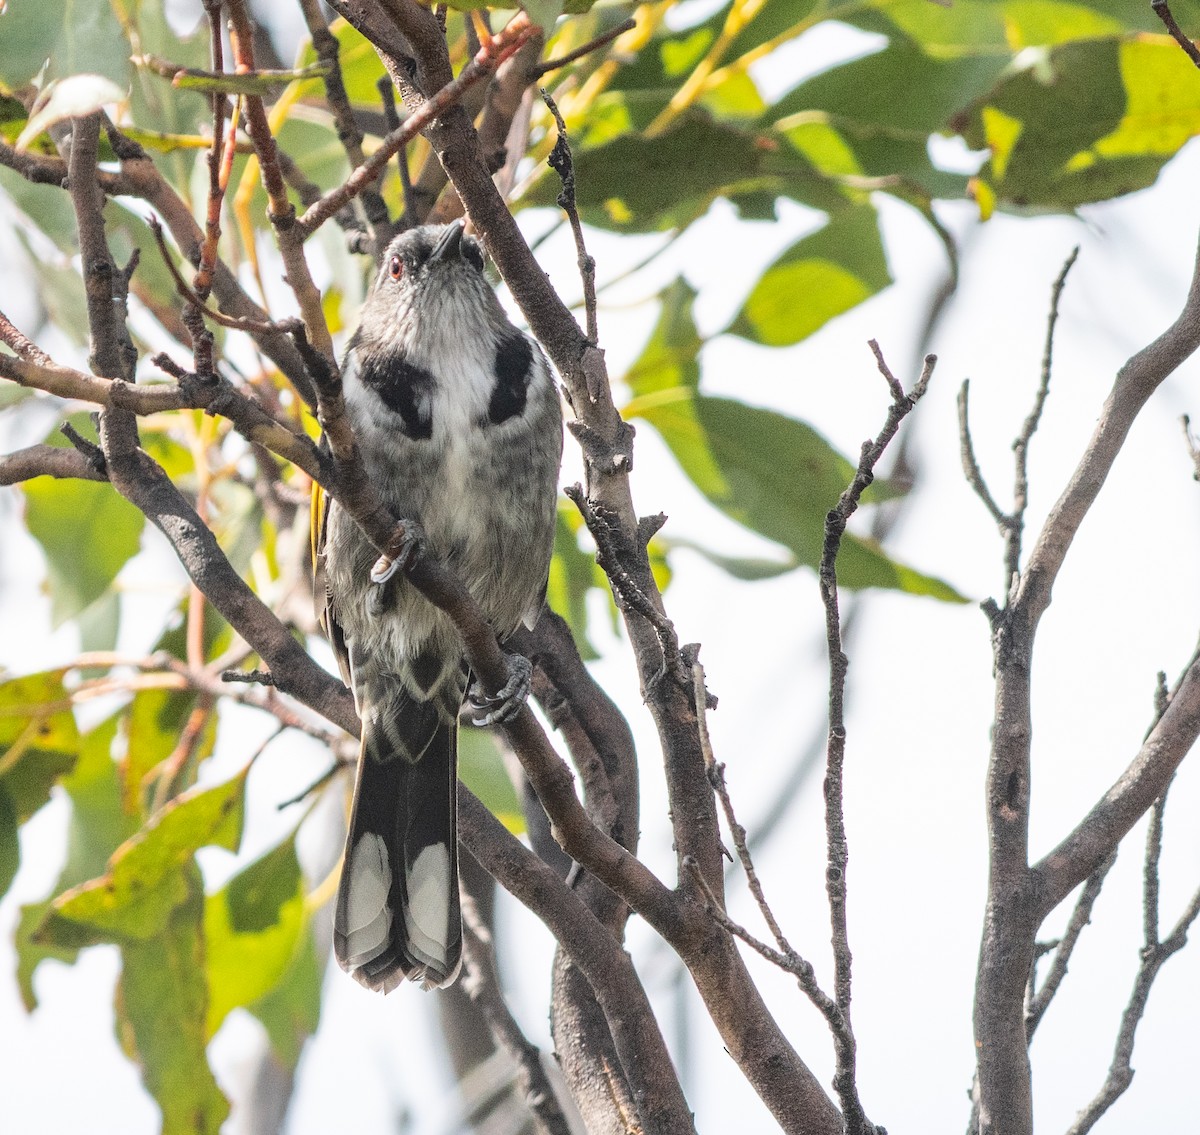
left=1182, top=414, right=1200, bottom=479
left=0, top=444, right=108, bottom=485
left=815, top=341, right=933, bottom=1135
left=1023, top=852, right=1116, bottom=1039
left=66, top=113, right=137, bottom=383
left=1004, top=245, right=1079, bottom=581
left=295, top=14, right=539, bottom=240
left=975, top=230, right=1200, bottom=1135
left=458, top=789, right=695, bottom=1135
left=94, top=407, right=357, bottom=737
left=460, top=891, right=573, bottom=1135
left=1064, top=784, right=1200, bottom=1134
left=957, top=379, right=1011, bottom=530
left=297, top=0, right=392, bottom=250
left=224, top=0, right=334, bottom=365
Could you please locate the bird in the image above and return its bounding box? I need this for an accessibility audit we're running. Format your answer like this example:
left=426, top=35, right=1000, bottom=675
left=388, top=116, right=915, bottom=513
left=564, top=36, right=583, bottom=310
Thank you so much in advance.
left=312, top=220, right=563, bottom=991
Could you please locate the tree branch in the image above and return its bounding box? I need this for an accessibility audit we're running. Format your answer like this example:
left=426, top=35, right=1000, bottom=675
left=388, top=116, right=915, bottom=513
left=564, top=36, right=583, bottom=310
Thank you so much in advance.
left=459, top=887, right=573, bottom=1135
left=974, top=230, right=1200, bottom=1135
left=457, top=788, right=694, bottom=1135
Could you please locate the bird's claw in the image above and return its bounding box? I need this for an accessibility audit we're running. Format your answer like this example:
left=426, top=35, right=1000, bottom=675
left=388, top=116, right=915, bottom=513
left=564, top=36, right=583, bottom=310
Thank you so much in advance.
left=370, top=521, right=425, bottom=585
left=468, top=653, right=532, bottom=727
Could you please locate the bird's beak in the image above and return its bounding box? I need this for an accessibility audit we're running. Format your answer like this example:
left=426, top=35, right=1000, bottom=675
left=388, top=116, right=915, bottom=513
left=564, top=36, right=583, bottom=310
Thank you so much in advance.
left=429, top=220, right=466, bottom=264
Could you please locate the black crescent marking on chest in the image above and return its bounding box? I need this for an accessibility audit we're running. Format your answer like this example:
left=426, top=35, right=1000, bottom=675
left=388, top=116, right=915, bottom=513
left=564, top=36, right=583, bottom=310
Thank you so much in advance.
left=357, top=350, right=436, bottom=439
left=486, top=331, right=533, bottom=426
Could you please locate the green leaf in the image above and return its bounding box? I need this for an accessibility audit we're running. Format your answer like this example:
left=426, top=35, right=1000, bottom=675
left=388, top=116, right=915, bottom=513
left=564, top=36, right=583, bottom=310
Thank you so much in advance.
left=521, top=0, right=565, bottom=29
left=0, top=788, right=18, bottom=901
left=204, top=835, right=306, bottom=1037
left=77, top=590, right=121, bottom=654
left=962, top=38, right=1200, bottom=209
left=15, top=713, right=136, bottom=1010
left=547, top=504, right=604, bottom=660
left=0, top=670, right=80, bottom=899
left=729, top=205, right=891, bottom=346
left=297, top=18, right=387, bottom=106
left=121, top=0, right=211, bottom=183
left=522, top=111, right=845, bottom=231
left=248, top=926, right=323, bottom=1068
left=624, top=278, right=703, bottom=398
left=630, top=390, right=964, bottom=600
left=664, top=538, right=797, bottom=581
left=872, top=0, right=1128, bottom=52
left=0, top=1, right=129, bottom=88
left=123, top=687, right=216, bottom=817
left=21, top=476, right=144, bottom=627
left=766, top=27, right=1000, bottom=200
left=607, top=0, right=819, bottom=101
left=459, top=728, right=524, bottom=835
left=117, top=868, right=230, bottom=1135
left=42, top=767, right=247, bottom=944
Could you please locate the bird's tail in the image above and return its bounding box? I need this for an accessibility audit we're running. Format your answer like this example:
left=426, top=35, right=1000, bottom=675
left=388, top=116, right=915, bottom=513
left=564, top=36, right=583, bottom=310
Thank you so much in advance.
left=334, top=682, right=463, bottom=992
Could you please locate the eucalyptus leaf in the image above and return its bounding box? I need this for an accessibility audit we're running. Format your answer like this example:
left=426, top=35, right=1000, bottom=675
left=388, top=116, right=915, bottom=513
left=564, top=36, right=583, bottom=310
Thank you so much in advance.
left=728, top=205, right=891, bottom=346
left=117, top=870, right=230, bottom=1135
left=21, top=476, right=144, bottom=628
left=15, top=713, right=134, bottom=1010
left=41, top=767, right=248, bottom=944
left=0, top=670, right=81, bottom=900
left=631, top=391, right=964, bottom=600
left=205, top=834, right=307, bottom=1037
left=248, top=926, right=323, bottom=1068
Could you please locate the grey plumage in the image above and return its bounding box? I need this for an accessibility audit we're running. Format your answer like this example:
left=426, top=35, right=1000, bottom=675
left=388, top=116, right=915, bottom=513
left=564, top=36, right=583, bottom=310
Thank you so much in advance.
left=317, top=221, right=562, bottom=991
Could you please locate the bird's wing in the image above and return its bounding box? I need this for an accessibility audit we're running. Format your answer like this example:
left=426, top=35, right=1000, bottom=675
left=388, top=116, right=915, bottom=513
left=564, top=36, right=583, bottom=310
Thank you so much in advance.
left=310, top=474, right=351, bottom=688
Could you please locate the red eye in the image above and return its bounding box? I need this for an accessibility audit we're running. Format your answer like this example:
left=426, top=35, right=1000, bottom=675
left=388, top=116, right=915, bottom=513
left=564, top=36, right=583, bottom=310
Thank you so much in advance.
left=389, top=255, right=403, bottom=280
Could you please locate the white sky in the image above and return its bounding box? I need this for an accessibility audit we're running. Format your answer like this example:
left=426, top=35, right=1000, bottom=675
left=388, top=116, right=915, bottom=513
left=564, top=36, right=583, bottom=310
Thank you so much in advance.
left=2, top=9, right=1200, bottom=1135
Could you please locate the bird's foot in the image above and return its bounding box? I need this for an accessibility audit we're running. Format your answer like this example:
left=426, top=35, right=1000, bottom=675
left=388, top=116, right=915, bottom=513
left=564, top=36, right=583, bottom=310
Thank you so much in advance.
left=370, top=520, right=425, bottom=585
left=468, top=653, right=532, bottom=727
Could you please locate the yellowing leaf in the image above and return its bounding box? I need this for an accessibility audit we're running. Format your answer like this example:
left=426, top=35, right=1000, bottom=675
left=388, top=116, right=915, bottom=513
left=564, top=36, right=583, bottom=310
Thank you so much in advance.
left=45, top=768, right=247, bottom=942
left=118, top=871, right=229, bottom=1135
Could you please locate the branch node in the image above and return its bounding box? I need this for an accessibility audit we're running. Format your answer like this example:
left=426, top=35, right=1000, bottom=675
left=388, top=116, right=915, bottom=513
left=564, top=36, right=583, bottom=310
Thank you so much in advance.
left=221, top=668, right=276, bottom=687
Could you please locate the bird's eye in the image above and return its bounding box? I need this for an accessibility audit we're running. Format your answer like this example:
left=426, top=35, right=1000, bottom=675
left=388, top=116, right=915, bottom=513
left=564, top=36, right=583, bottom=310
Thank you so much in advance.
left=389, top=255, right=403, bottom=280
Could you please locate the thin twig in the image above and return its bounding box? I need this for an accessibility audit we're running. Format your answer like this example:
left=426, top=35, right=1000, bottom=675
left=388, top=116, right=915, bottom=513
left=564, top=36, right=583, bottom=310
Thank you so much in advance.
left=1065, top=789, right=1200, bottom=1133
left=298, top=0, right=391, bottom=251
left=680, top=858, right=846, bottom=1032
left=146, top=215, right=280, bottom=334
left=532, top=18, right=637, bottom=78
left=1009, top=246, right=1079, bottom=582
left=957, top=380, right=1010, bottom=530
left=817, top=341, right=935, bottom=1135
left=224, top=0, right=334, bottom=364
left=1024, top=852, right=1116, bottom=1038
left=1152, top=0, right=1200, bottom=69
left=296, top=14, right=538, bottom=240
left=541, top=89, right=597, bottom=344
left=692, top=659, right=791, bottom=954
left=376, top=76, right=418, bottom=225
left=564, top=484, right=686, bottom=686
left=1182, top=414, right=1200, bottom=480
